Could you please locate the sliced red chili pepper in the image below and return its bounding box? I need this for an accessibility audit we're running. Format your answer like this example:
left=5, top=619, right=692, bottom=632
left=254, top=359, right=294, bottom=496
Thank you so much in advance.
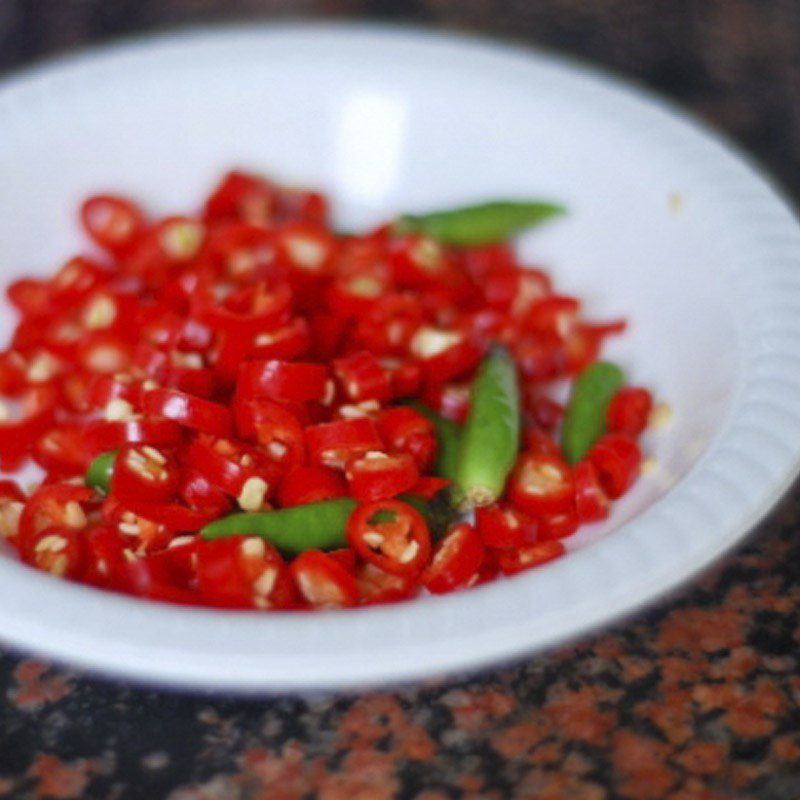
left=410, top=328, right=484, bottom=386
left=179, top=470, right=232, bottom=518
left=307, top=312, right=351, bottom=360
left=305, top=418, right=383, bottom=469
left=19, top=483, right=93, bottom=546
left=7, top=278, right=53, bottom=319
left=248, top=401, right=306, bottom=467
left=111, top=444, right=181, bottom=507
left=355, top=294, right=424, bottom=356
left=0, top=480, right=26, bottom=542
left=198, top=282, right=292, bottom=336
left=238, top=360, right=330, bottom=405
left=84, top=419, right=184, bottom=457
left=475, top=504, right=537, bottom=549
left=484, top=268, right=551, bottom=316
left=587, top=433, right=641, bottom=499
left=249, top=317, right=311, bottom=361
left=278, top=465, right=348, bottom=507
left=496, top=541, right=565, bottom=575
left=277, top=222, right=336, bottom=278
left=326, top=271, right=390, bottom=318
left=523, top=430, right=563, bottom=458
left=82, top=525, right=128, bottom=589
left=77, top=333, right=132, bottom=376
left=384, top=359, right=423, bottom=399
left=376, top=406, right=436, bottom=471
left=409, top=476, right=450, bottom=500
left=327, top=548, right=357, bottom=573
left=289, top=549, right=359, bottom=608
left=85, top=373, right=143, bottom=411
left=355, top=562, right=417, bottom=605
left=198, top=536, right=296, bottom=609
left=22, top=526, right=85, bottom=579
left=347, top=499, right=430, bottom=576
left=421, top=381, right=471, bottom=424
left=205, top=221, right=278, bottom=282
left=606, top=387, right=653, bottom=437
left=0, top=351, right=28, bottom=397
left=32, top=424, right=91, bottom=477
left=508, top=452, right=575, bottom=516
left=538, top=509, right=580, bottom=541
left=276, top=187, right=329, bottom=226
left=0, top=385, right=58, bottom=469
left=525, top=393, right=564, bottom=433
left=184, top=436, right=281, bottom=500
left=345, top=451, right=419, bottom=502
left=204, top=171, right=277, bottom=224
left=142, top=388, right=232, bottom=438
left=421, top=523, right=485, bottom=594
left=51, top=257, right=110, bottom=306
left=81, top=194, right=145, bottom=255
left=459, top=242, right=516, bottom=281
left=573, top=461, right=610, bottom=523
left=523, top=296, right=580, bottom=340
left=390, top=234, right=459, bottom=289
left=333, top=351, right=392, bottom=404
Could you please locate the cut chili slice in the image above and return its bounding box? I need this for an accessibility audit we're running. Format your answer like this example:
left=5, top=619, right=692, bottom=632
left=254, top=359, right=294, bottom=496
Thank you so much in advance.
left=345, top=451, right=419, bottom=502
left=421, top=523, right=485, bottom=594
left=508, top=452, right=575, bottom=516
left=22, top=526, right=85, bottom=579
left=347, top=499, right=430, bottom=576
left=142, top=388, right=232, bottom=438
left=496, top=541, right=565, bottom=575
left=333, top=351, right=392, bottom=404
left=84, top=419, right=184, bottom=457
left=475, top=504, right=537, bottom=550
left=238, top=360, right=330, bottom=405
left=81, top=194, right=145, bottom=255
left=277, top=466, right=347, bottom=507
left=587, top=433, right=641, bottom=499
left=289, top=549, right=358, bottom=609
left=305, top=418, right=383, bottom=469
left=198, top=536, right=296, bottom=609
left=111, top=444, right=181, bottom=507
left=573, top=461, right=610, bottom=523
left=606, top=387, right=653, bottom=437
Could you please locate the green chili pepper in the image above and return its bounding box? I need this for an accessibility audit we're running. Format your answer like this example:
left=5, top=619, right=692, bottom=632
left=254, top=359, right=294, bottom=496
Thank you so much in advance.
left=394, top=200, right=565, bottom=247
left=455, top=346, right=520, bottom=509
left=561, top=361, right=625, bottom=464
left=86, top=451, right=116, bottom=494
left=200, top=498, right=358, bottom=554
left=408, top=401, right=462, bottom=483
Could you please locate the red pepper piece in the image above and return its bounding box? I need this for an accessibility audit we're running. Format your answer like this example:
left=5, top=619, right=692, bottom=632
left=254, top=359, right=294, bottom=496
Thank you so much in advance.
left=422, top=523, right=485, bottom=594
left=347, top=499, right=430, bottom=576
left=290, top=549, right=359, bottom=608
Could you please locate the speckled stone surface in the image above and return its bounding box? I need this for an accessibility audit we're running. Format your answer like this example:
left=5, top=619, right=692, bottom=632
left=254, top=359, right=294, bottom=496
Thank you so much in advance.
left=1, top=2, right=800, bottom=798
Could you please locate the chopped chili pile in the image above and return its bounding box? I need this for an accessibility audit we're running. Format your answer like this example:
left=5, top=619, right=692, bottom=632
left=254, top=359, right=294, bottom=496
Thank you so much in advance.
left=0, top=170, right=656, bottom=609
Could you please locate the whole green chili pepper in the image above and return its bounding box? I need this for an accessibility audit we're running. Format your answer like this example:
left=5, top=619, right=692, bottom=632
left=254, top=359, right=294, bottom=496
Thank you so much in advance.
left=200, top=498, right=358, bottom=554
left=86, top=451, right=116, bottom=494
left=561, top=361, right=625, bottom=464
left=408, top=401, right=462, bottom=483
left=455, top=346, right=520, bottom=509
left=394, top=200, right=565, bottom=247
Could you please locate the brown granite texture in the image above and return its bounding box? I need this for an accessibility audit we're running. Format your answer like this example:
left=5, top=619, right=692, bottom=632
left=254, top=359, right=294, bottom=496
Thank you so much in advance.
left=1, top=2, right=800, bottom=798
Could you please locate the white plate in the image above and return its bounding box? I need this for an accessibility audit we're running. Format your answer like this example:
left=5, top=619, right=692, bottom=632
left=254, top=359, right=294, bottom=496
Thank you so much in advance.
left=1, top=24, right=799, bottom=692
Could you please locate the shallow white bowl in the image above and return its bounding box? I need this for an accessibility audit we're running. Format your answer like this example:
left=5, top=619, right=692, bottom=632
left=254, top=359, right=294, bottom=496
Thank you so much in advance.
left=1, top=24, right=799, bottom=692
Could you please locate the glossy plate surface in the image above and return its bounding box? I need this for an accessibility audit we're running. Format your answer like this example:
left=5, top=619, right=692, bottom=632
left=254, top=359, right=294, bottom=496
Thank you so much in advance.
left=0, top=25, right=799, bottom=691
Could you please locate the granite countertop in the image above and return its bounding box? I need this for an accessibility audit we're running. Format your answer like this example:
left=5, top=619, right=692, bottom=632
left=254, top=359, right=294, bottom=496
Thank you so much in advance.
left=0, top=3, right=799, bottom=798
